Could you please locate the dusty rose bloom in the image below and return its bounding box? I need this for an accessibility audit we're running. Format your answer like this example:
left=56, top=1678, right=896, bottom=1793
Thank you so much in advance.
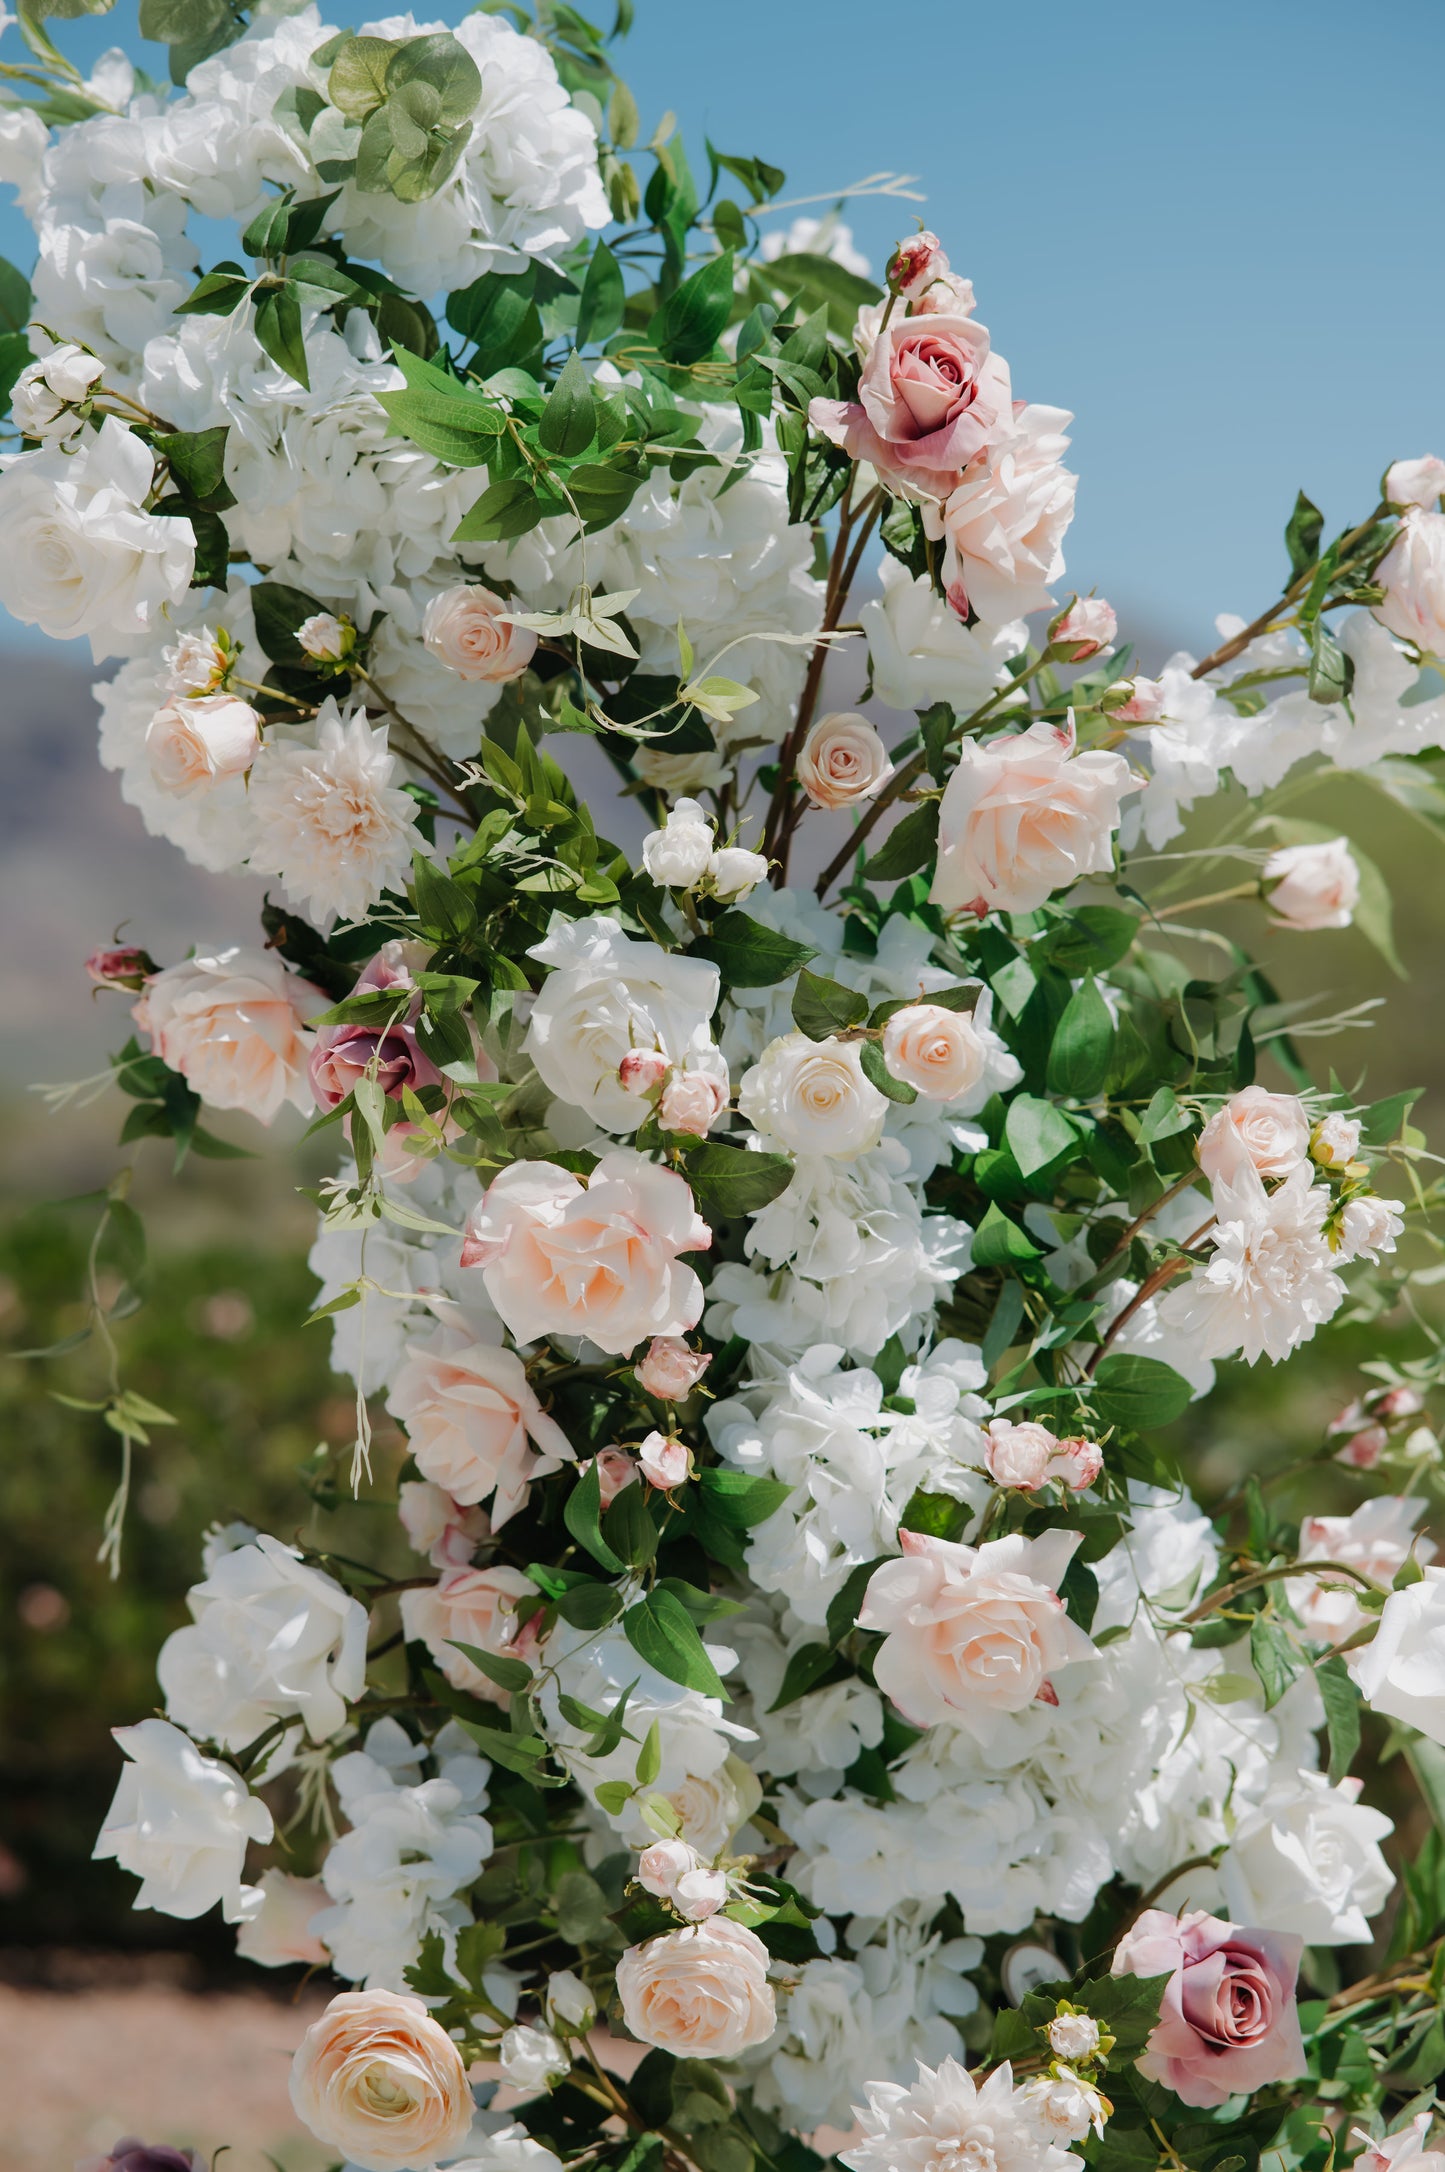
left=1112, top=1907, right=1305, bottom=2109
left=86, top=944, right=156, bottom=990
left=810, top=313, right=1011, bottom=498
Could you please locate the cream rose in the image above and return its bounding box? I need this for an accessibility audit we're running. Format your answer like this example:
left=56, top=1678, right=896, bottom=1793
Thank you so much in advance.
left=615, top=1919, right=776, bottom=2057
left=931, top=714, right=1138, bottom=915
left=881, top=1000, right=986, bottom=1101
left=796, top=712, right=892, bottom=809
left=399, top=1564, right=537, bottom=1703
left=1262, top=838, right=1360, bottom=930
left=859, top=1528, right=1097, bottom=1743
left=1376, top=509, right=1445, bottom=653
left=388, top=1333, right=573, bottom=1528
left=738, top=1031, right=888, bottom=1159
left=289, top=1988, right=475, bottom=2171
left=460, top=1150, right=710, bottom=1354
left=145, top=692, right=261, bottom=795
left=133, top=947, right=323, bottom=1124
left=984, top=1418, right=1057, bottom=1490
left=422, top=582, right=538, bottom=681
left=1197, top=1087, right=1311, bottom=1185
left=928, top=404, right=1078, bottom=625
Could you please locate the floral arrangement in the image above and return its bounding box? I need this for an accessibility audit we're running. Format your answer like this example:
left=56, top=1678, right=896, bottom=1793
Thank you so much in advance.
left=11, top=4, right=1445, bottom=2170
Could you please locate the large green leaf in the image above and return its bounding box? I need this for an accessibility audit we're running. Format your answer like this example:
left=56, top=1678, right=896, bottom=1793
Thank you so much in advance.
left=377, top=346, right=504, bottom=465
left=650, top=251, right=734, bottom=366
left=623, top=1590, right=729, bottom=1700
left=1090, top=1353, right=1193, bottom=1430
left=692, top=910, right=816, bottom=987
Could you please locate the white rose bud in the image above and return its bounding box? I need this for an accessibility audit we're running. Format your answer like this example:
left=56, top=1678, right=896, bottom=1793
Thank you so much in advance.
left=499, top=2023, right=569, bottom=2089
left=643, top=799, right=716, bottom=888
left=658, top=1069, right=726, bottom=1138
left=422, top=582, right=538, bottom=681
left=1048, top=2012, right=1102, bottom=2061
left=145, top=692, right=261, bottom=795
left=1111, top=674, right=1166, bottom=723
left=1385, top=455, right=1445, bottom=512
left=707, top=845, right=770, bottom=900
left=296, top=611, right=353, bottom=662
left=11, top=342, right=103, bottom=438
left=163, top=626, right=230, bottom=696
left=1311, top=1113, right=1362, bottom=1169
left=796, top=712, right=892, bottom=809
left=1262, top=837, right=1360, bottom=930
left=618, top=1047, right=670, bottom=1096
left=739, top=1030, right=888, bottom=1160
left=636, top=1838, right=729, bottom=1922
left=545, top=1969, right=597, bottom=2033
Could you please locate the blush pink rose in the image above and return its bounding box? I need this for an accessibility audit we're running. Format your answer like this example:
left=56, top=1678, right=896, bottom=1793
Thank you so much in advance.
left=1197, top=1086, right=1311, bottom=1186
left=615, top=1919, right=776, bottom=2057
left=984, top=1419, right=1056, bottom=1490
left=810, top=313, right=1012, bottom=499
left=459, top=1149, right=711, bottom=1355
left=1262, top=838, right=1360, bottom=931
left=1376, top=509, right=1445, bottom=654
left=930, top=715, right=1138, bottom=916
left=858, top=1527, right=1096, bottom=1744
left=1112, top=1907, right=1306, bottom=2109
left=1336, top=1426, right=1387, bottom=1470
left=1052, top=1435, right=1104, bottom=1490
left=658, top=1069, right=726, bottom=1137
left=145, top=692, right=260, bottom=795
left=1386, top=458, right=1445, bottom=513
left=396, top=1479, right=490, bottom=1567
left=1113, top=674, right=1166, bottom=724
left=797, top=711, right=892, bottom=808
left=399, top=1564, right=537, bottom=1703
left=1288, top=1495, right=1434, bottom=1646
left=635, top=1336, right=712, bottom=1401
left=422, top=582, right=538, bottom=682
left=881, top=1002, right=990, bottom=1101
left=637, top=1838, right=727, bottom=1920
left=928, top=404, right=1077, bottom=625
left=1052, top=597, right=1117, bottom=658
left=235, top=1867, right=329, bottom=1969
left=133, top=947, right=324, bottom=1123
left=388, top=1332, right=573, bottom=1528
left=289, top=1988, right=474, bottom=2171
left=639, top=1429, right=690, bottom=1490
left=587, top=1447, right=639, bottom=1507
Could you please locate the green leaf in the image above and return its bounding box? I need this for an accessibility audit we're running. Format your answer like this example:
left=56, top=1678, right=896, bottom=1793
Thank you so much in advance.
left=1004, top=1093, right=1080, bottom=1179
left=1077, top=1969, right=1174, bottom=2061
left=602, top=1482, right=660, bottom=1570
left=1250, top=1613, right=1300, bottom=1710
left=0, top=254, right=31, bottom=339
left=1039, top=905, right=1140, bottom=975
left=564, top=1458, right=626, bottom=1573
left=175, top=268, right=252, bottom=319
left=327, top=33, right=397, bottom=118
left=252, top=280, right=309, bottom=389
left=858, top=1036, right=917, bottom=1103
left=577, top=238, right=626, bottom=348
left=386, top=31, right=482, bottom=124
left=623, top=1590, right=729, bottom=1700
left=447, top=268, right=541, bottom=374
left=650, top=251, right=734, bottom=366
left=1285, top=489, right=1325, bottom=580
left=242, top=194, right=294, bottom=260
left=763, top=248, right=881, bottom=336
left=825, top=1556, right=889, bottom=1646
left=154, top=424, right=234, bottom=509
left=447, top=1640, right=534, bottom=1693
left=411, top=854, right=477, bottom=940
left=377, top=347, right=504, bottom=465
left=695, top=1468, right=792, bottom=1527
left=683, top=1140, right=793, bottom=1219
left=538, top=347, right=597, bottom=459
left=554, top=1580, right=624, bottom=1630
left=765, top=1642, right=834, bottom=1712
left=1358, top=1087, right=1422, bottom=1148
left=251, top=580, right=324, bottom=662
left=862, top=802, right=939, bottom=883
left=1090, top=1353, right=1193, bottom=1430
left=1046, top=974, right=1116, bottom=1100
left=971, top=1202, right=1043, bottom=1269
left=790, top=968, right=868, bottom=1041
left=1307, top=615, right=1353, bottom=705
left=0, top=330, right=32, bottom=418
left=692, top=909, right=816, bottom=987
left=452, top=475, right=546, bottom=545
left=635, top=1718, right=662, bottom=1785
left=1317, top=1655, right=1361, bottom=1783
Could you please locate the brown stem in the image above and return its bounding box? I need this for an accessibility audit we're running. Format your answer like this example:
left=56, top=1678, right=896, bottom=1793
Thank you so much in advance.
left=813, top=748, right=928, bottom=897
left=761, top=476, right=867, bottom=871
left=1084, top=1252, right=1199, bottom=1376
left=353, top=667, right=476, bottom=819
left=1182, top=1557, right=1379, bottom=1625
left=1189, top=504, right=1388, bottom=681
left=1120, top=1854, right=1220, bottom=1933
left=1097, top=1169, right=1206, bottom=1270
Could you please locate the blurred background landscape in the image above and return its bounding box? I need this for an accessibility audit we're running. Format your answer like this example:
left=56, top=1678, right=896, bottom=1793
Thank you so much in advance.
left=4, top=0, right=1445, bottom=2164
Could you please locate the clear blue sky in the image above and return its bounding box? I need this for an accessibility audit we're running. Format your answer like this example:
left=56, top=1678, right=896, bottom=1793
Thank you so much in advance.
left=2, top=0, right=1441, bottom=649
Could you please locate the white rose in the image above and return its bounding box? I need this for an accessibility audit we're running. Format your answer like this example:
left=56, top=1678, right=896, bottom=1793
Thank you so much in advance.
left=133, top=946, right=322, bottom=1124
left=1338, top=1193, right=1404, bottom=1263
left=235, top=1868, right=330, bottom=1969
left=11, top=342, right=103, bottom=438
left=145, top=692, right=261, bottom=795
left=861, top=555, right=1024, bottom=715
left=1312, top=1113, right=1362, bottom=1168
left=739, top=1031, right=888, bottom=1159
left=1048, top=2012, right=1102, bottom=2061
left=615, top=1919, right=776, bottom=2057
left=1219, top=1769, right=1395, bottom=1944
left=858, top=1528, right=1097, bottom=1742
left=796, top=712, right=892, bottom=809
left=1376, top=508, right=1445, bottom=652
left=422, top=582, right=538, bottom=681
left=1197, top=1087, right=1311, bottom=1185
left=157, top=1534, right=369, bottom=1758
left=93, top=1717, right=272, bottom=1922
left=0, top=417, right=193, bottom=659
left=499, top=2023, right=569, bottom=2089
left=643, top=798, right=716, bottom=887
left=524, top=913, right=724, bottom=1133
left=1263, top=837, right=1360, bottom=930
left=931, top=715, right=1138, bottom=916
left=707, top=845, right=770, bottom=900
left=1352, top=1565, right=1445, bottom=1743
left=545, top=1969, right=597, bottom=2032
left=448, top=2127, right=566, bottom=2172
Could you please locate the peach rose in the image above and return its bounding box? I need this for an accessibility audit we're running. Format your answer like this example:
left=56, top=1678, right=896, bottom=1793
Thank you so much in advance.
left=615, top=1919, right=776, bottom=2057
left=881, top=1001, right=988, bottom=1101
left=460, top=1149, right=710, bottom=1355
left=1262, top=838, right=1360, bottom=930
left=810, top=313, right=1011, bottom=498
left=929, top=404, right=1077, bottom=625
left=859, top=1527, right=1096, bottom=1743
left=1197, top=1086, right=1310, bottom=1185
left=289, top=1987, right=474, bottom=2171
left=399, top=1564, right=537, bottom=1702
left=388, top=1332, right=573, bottom=1529
left=133, top=947, right=323, bottom=1123
left=796, top=712, right=892, bottom=809
left=635, top=1337, right=711, bottom=1401
left=930, top=715, right=1138, bottom=916
left=422, top=582, right=537, bottom=681
left=145, top=692, right=260, bottom=795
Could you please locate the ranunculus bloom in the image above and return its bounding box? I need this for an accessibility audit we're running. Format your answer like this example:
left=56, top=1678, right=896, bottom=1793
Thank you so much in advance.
left=738, top=1031, right=888, bottom=1160
left=1352, top=2115, right=1445, bottom=2172
left=1159, top=1160, right=1344, bottom=1366
left=1311, top=1112, right=1362, bottom=1169
left=1197, top=1086, right=1311, bottom=1185
left=859, top=1528, right=1096, bottom=1742
left=1351, top=1564, right=1445, bottom=1745
left=810, top=313, right=1012, bottom=498
left=389, top=1332, right=572, bottom=1528
left=635, top=1336, right=711, bottom=1401
left=844, top=2057, right=1080, bottom=2172
left=639, top=1429, right=690, bottom=1489
left=289, top=1988, right=475, bottom=2171
left=929, top=404, right=1078, bottom=624
left=931, top=715, right=1138, bottom=916
left=659, top=1069, right=727, bottom=1137
left=984, top=1418, right=1057, bottom=1490
left=422, top=582, right=538, bottom=681
left=1376, top=508, right=1445, bottom=653
left=134, top=947, right=323, bottom=1123
left=1262, top=837, right=1360, bottom=930
left=637, top=1837, right=727, bottom=1919
left=93, top=1718, right=272, bottom=1923
left=1022, top=2072, right=1108, bottom=2146
left=615, top=1918, right=776, bottom=2057
left=1053, top=597, right=1117, bottom=658
left=460, top=1150, right=710, bottom=1355
left=234, top=1867, right=330, bottom=1969
left=1048, top=2013, right=1101, bottom=2061
left=145, top=692, right=260, bottom=795
left=399, top=1564, right=537, bottom=1702
left=1112, top=1907, right=1306, bottom=2109
left=881, top=1001, right=989, bottom=1101
left=796, top=712, right=892, bottom=808
left=86, top=943, right=155, bottom=991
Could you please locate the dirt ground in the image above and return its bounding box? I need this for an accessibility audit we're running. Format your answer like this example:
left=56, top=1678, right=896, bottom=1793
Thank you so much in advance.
left=1, top=1981, right=334, bottom=2172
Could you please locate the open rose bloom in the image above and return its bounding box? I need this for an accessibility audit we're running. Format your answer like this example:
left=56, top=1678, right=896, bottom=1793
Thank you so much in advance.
left=1113, top=1909, right=1306, bottom=2108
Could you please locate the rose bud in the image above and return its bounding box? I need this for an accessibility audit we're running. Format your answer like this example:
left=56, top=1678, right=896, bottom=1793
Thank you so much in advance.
left=1385, top=456, right=1445, bottom=512
left=1051, top=1436, right=1104, bottom=1490
left=1048, top=2011, right=1102, bottom=2061
left=295, top=611, right=354, bottom=664
left=1374, top=1385, right=1425, bottom=1423
left=1108, top=674, right=1167, bottom=723
left=659, top=1070, right=726, bottom=1138
left=1051, top=597, right=1118, bottom=659
left=639, top=1430, right=690, bottom=1490
left=635, top=1336, right=712, bottom=1401
left=77, top=2145, right=199, bottom=2172
left=1262, top=837, right=1360, bottom=931
left=619, top=1047, right=670, bottom=1096
left=984, top=1418, right=1058, bottom=1491
left=707, top=845, right=770, bottom=900
left=1336, top=1426, right=1387, bottom=1470
left=86, top=944, right=156, bottom=991
left=588, top=1448, right=639, bottom=1508
left=1310, top=1113, right=1362, bottom=1170
left=637, top=1837, right=728, bottom=1921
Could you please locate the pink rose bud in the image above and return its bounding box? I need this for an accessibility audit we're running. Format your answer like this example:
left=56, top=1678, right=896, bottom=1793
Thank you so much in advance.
left=1374, top=1385, right=1425, bottom=1422
left=639, top=1430, right=690, bottom=1491
left=1385, top=456, right=1445, bottom=511
left=636, top=1337, right=712, bottom=1402
left=619, top=1048, right=670, bottom=1097
left=659, top=1070, right=726, bottom=1138
left=1327, top=1397, right=1368, bottom=1437
left=590, top=1448, right=638, bottom=1508
left=86, top=944, right=156, bottom=991
left=1111, top=674, right=1167, bottom=723
left=1052, top=597, right=1118, bottom=659
left=637, top=1838, right=727, bottom=1920
left=886, top=229, right=948, bottom=301
left=1337, top=1426, right=1388, bottom=1469
left=984, top=1418, right=1058, bottom=1491
left=1051, top=1436, right=1104, bottom=1490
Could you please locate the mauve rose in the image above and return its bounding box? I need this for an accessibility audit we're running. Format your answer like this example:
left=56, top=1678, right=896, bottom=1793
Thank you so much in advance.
left=422, top=582, right=538, bottom=681
left=810, top=313, right=1012, bottom=499
left=78, top=2144, right=199, bottom=2172
left=86, top=943, right=155, bottom=991
left=309, top=941, right=445, bottom=1111
left=1112, top=1907, right=1305, bottom=2108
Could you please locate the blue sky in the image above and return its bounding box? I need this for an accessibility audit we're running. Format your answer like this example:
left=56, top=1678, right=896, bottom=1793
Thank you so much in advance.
left=2, top=0, right=1442, bottom=649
